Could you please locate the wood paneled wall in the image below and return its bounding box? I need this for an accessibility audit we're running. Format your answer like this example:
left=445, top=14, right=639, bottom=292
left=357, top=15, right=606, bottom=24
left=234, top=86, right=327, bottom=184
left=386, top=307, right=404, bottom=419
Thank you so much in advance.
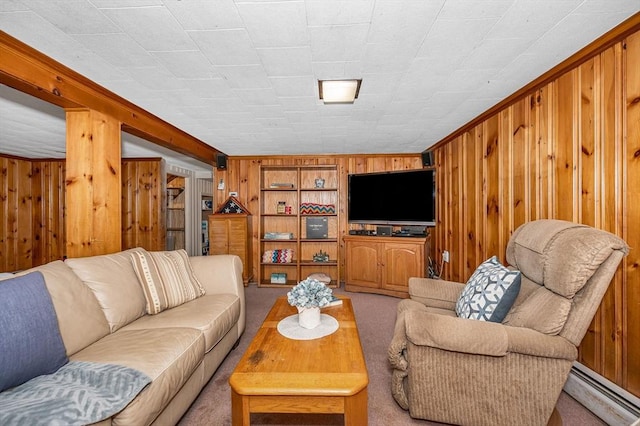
left=432, top=31, right=640, bottom=396
left=1, top=156, right=36, bottom=271
left=31, top=159, right=66, bottom=267
left=0, top=155, right=165, bottom=271
left=213, top=155, right=423, bottom=283
left=122, top=158, right=166, bottom=251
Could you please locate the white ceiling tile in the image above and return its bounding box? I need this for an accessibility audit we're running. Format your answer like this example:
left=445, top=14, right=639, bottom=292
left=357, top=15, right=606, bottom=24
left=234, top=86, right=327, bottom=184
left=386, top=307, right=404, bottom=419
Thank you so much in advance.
left=126, top=66, right=188, bottom=91
left=573, top=0, right=640, bottom=14
left=234, top=88, right=280, bottom=106
left=305, top=0, right=374, bottom=26
left=0, top=1, right=28, bottom=12
left=279, top=97, right=319, bottom=112
left=20, top=0, right=120, bottom=34
left=73, top=33, right=157, bottom=68
left=357, top=73, right=401, bottom=95
left=312, top=61, right=363, bottom=79
left=487, top=0, right=582, bottom=39
left=438, top=68, right=502, bottom=93
left=363, top=42, right=421, bottom=73
left=215, top=65, right=271, bottom=89
left=100, top=6, right=196, bottom=51
left=309, top=24, right=369, bottom=62
left=247, top=105, right=285, bottom=119
left=152, top=50, right=217, bottom=79
left=164, top=0, right=244, bottom=30
left=90, top=0, right=162, bottom=7
left=284, top=111, right=320, bottom=123
left=438, top=0, right=514, bottom=19
left=182, top=79, right=234, bottom=98
left=199, top=98, right=246, bottom=114
left=462, top=37, right=534, bottom=69
left=236, top=1, right=309, bottom=48
left=270, top=76, right=317, bottom=97
left=368, top=0, right=442, bottom=44
left=258, top=47, right=313, bottom=77
left=190, top=29, right=260, bottom=66
left=417, top=18, right=498, bottom=58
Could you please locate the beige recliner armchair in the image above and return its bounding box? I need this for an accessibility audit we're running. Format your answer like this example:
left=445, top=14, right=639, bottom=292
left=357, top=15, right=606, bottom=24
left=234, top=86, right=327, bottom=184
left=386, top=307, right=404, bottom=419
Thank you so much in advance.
left=388, top=219, right=628, bottom=426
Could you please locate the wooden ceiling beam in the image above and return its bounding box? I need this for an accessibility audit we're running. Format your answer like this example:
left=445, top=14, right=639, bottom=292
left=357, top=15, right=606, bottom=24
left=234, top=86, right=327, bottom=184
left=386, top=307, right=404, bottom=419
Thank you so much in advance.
left=0, top=30, right=219, bottom=166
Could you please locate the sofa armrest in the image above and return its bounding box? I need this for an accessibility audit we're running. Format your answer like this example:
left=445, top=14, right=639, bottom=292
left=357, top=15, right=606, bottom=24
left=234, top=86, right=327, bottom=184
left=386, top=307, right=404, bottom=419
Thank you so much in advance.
left=408, top=277, right=464, bottom=310
left=404, top=310, right=576, bottom=360
left=189, top=254, right=245, bottom=334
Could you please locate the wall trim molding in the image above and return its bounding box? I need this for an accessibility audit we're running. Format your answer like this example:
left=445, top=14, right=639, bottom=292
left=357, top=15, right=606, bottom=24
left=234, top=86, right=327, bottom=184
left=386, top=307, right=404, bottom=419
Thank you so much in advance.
left=564, top=363, right=640, bottom=425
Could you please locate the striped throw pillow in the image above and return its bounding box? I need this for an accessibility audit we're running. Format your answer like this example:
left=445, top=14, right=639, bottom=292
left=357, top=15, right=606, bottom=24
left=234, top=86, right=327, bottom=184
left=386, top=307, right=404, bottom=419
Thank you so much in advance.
left=130, top=249, right=206, bottom=315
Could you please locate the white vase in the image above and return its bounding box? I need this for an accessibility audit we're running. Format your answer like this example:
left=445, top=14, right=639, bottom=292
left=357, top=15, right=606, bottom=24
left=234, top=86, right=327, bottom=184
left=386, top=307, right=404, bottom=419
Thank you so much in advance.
left=297, top=306, right=321, bottom=329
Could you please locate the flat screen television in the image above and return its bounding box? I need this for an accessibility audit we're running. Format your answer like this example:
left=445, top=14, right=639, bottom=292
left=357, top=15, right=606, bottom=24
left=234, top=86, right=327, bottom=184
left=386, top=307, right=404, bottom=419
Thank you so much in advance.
left=348, top=169, right=436, bottom=226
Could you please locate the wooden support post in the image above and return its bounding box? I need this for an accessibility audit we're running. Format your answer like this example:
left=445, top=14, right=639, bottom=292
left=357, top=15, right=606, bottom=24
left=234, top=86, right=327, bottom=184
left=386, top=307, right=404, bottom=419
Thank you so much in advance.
left=65, top=108, right=121, bottom=257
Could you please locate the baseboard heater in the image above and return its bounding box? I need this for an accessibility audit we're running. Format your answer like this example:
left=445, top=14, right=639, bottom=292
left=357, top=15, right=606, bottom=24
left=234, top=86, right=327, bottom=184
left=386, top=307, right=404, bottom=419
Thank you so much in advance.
left=564, top=362, right=640, bottom=425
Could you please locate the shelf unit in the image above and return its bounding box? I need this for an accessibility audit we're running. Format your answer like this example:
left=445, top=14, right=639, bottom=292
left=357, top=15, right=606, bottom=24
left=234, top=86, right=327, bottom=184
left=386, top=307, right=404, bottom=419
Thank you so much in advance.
left=201, top=195, right=213, bottom=255
left=258, top=165, right=339, bottom=288
left=166, top=176, right=185, bottom=251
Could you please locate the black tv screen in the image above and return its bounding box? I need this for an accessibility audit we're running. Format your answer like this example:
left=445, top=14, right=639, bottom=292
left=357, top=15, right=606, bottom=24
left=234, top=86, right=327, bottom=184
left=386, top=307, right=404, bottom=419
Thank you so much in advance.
left=348, top=169, right=436, bottom=226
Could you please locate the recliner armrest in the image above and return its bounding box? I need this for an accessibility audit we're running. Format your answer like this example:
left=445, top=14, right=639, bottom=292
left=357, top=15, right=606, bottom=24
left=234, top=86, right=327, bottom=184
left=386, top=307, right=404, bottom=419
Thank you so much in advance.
left=403, top=310, right=576, bottom=360
left=408, top=277, right=464, bottom=310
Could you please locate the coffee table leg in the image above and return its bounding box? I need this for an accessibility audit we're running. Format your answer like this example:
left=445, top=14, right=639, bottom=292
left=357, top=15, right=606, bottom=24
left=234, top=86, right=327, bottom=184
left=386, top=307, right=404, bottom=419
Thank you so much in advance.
left=231, top=389, right=250, bottom=426
left=344, top=387, right=368, bottom=426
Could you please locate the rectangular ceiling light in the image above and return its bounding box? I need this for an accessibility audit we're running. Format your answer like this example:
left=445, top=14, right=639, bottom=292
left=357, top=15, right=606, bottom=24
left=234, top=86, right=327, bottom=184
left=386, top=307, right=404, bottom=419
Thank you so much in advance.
left=318, top=79, right=361, bottom=104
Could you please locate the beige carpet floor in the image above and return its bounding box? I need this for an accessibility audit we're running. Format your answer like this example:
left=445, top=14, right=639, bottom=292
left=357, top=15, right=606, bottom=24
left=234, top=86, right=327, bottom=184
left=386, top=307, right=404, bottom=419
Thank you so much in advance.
left=178, top=284, right=605, bottom=426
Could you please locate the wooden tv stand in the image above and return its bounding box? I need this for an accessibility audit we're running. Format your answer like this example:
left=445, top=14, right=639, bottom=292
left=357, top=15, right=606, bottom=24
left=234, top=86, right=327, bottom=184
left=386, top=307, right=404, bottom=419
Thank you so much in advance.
left=343, top=234, right=429, bottom=298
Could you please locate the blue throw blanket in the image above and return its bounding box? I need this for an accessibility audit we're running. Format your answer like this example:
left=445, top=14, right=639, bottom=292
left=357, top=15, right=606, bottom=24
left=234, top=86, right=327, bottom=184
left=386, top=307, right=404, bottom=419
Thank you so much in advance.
left=0, top=361, right=151, bottom=426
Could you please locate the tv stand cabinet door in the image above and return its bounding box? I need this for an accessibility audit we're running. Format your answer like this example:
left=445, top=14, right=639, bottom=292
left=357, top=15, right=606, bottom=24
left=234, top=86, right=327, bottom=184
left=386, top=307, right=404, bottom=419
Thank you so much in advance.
left=381, top=241, right=426, bottom=292
left=345, top=239, right=381, bottom=289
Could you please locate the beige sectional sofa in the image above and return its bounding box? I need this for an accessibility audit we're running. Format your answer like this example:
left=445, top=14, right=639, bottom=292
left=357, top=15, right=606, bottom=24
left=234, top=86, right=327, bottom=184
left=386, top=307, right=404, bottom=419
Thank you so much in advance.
left=8, top=249, right=245, bottom=425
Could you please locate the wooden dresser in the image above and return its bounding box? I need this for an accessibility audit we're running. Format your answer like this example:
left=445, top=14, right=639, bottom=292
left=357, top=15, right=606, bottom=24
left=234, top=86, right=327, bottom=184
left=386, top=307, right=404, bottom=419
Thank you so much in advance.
left=208, top=213, right=253, bottom=285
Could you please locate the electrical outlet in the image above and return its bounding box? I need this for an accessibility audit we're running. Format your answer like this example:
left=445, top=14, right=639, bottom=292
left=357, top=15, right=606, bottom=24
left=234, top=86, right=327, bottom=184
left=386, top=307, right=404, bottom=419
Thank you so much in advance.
left=443, top=250, right=450, bottom=263
left=229, top=191, right=238, bottom=197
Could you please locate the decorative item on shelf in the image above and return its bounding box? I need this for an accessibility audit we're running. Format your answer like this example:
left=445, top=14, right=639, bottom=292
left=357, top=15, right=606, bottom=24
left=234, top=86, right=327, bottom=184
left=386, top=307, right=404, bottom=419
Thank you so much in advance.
left=201, top=200, right=213, bottom=210
left=277, top=201, right=286, bottom=214
left=262, top=249, right=294, bottom=263
left=270, top=272, right=287, bottom=284
left=314, top=178, right=325, bottom=188
left=286, top=278, right=333, bottom=329
left=270, top=182, right=294, bottom=189
left=264, top=232, right=294, bottom=240
left=312, top=250, right=330, bottom=263
left=285, top=205, right=292, bottom=215
left=307, top=272, right=331, bottom=285
left=299, top=203, right=335, bottom=215
left=306, top=216, right=328, bottom=239
left=214, top=196, right=250, bottom=214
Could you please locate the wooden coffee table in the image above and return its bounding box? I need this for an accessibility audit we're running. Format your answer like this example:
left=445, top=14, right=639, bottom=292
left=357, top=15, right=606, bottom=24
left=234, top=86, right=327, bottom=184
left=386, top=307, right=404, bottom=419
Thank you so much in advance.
left=229, top=296, right=368, bottom=425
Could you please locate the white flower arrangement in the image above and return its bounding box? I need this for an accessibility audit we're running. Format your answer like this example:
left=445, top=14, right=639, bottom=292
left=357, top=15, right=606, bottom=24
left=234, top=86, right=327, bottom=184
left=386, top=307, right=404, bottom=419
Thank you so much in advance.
left=287, top=278, right=333, bottom=309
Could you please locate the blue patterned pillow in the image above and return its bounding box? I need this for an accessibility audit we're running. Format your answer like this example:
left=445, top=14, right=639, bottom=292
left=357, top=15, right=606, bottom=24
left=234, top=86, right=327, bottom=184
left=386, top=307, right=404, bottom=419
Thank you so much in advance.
left=455, top=256, right=521, bottom=322
left=0, top=272, right=68, bottom=392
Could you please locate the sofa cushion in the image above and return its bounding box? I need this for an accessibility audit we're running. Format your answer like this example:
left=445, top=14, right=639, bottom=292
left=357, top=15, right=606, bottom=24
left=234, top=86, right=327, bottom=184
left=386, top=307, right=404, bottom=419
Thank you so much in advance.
left=65, top=249, right=147, bottom=332
left=455, top=256, right=521, bottom=322
left=0, top=272, right=68, bottom=392
left=70, top=328, right=204, bottom=426
left=130, top=249, right=205, bottom=315
left=122, top=293, right=241, bottom=352
left=17, top=261, right=110, bottom=356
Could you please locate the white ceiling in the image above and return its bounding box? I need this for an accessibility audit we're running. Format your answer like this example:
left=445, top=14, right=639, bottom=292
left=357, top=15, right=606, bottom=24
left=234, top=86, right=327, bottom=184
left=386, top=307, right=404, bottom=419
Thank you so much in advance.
left=0, top=1, right=638, bottom=173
